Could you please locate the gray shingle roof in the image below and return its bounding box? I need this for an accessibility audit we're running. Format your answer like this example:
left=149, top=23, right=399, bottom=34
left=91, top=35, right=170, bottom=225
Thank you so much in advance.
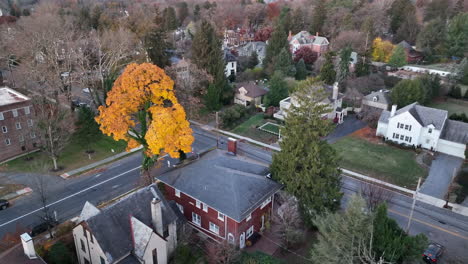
left=237, top=82, right=268, bottom=98
left=158, top=149, right=282, bottom=222
left=83, top=185, right=179, bottom=263
left=378, top=102, right=447, bottom=130
left=364, top=90, right=391, bottom=105
left=440, top=120, right=468, bottom=144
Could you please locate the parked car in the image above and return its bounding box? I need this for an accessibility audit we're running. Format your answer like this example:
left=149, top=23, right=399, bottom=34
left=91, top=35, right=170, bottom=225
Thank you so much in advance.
left=423, top=242, right=444, bottom=263
left=29, top=220, right=58, bottom=237
left=0, top=199, right=9, bottom=210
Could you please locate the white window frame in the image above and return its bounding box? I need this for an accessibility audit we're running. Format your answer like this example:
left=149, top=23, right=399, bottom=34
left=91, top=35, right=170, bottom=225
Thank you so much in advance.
left=218, top=212, right=225, bottom=221
left=196, top=200, right=201, bottom=209
left=12, top=109, right=18, bottom=117
left=246, top=213, right=252, bottom=222
left=5, top=138, right=11, bottom=145
left=246, top=225, right=254, bottom=238
left=30, top=132, right=36, bottom=139
left=19, top=135, right=24, bottom=142
left=228, top=233, right=235, bottom=244
left=176, top=203, right=184, bottom=214
left=0, top=112, right=3, bottom=120
left=25, top=107, right=30, bottom=115
left=192, top=212, right=201, bottom=226
left=175, top=189, right=180, bottom=197
left=202, top=203, right=208, bottom=212
left=2, top=126, right=7, bottom=133
left=16, top=122, right=21, bottom=130
left=27, top=119, right=33, bottom=127
left=260, top=196, right=272, bottom=209
left=209, top=222, right=219, bottom=234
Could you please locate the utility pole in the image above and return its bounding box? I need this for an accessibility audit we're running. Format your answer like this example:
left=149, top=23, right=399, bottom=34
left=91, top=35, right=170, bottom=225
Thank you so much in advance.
left=406, top=177, right=421, bottom=234
left=215, top=111, right=220, bottom=148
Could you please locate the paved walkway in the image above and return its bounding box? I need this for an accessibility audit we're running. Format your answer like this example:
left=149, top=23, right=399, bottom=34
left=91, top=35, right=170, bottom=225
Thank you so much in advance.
left=324, top=115, right=366, bottom=143
left=420, top=153, right=464, bottom=199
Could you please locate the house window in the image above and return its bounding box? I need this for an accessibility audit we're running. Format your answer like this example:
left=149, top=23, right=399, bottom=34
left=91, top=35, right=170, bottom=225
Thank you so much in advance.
left=428, top=128, right=432, bottom=133
left=25, top=107, right=30, bottom=115
left=260, top=196, right=272, bottom=209
left=395, top=133, right=399, bottom=139
left=27, top=119, right=33, bottom=127
left=405, top=125, right=409, bottom=130
left=228, top=233, right=235, bottom=244
left=80, top=239, right=86, bottom=252
left=397, top=122, right=400, bottom=128
left=203, top=203, right=208, bottom=212
left=409, top=125, right=412, bottom=131
left=0, top=112, right=3, bottom=120
left=400, top=135, right=404, bottom=140
left=90, top=234, right=93, bottom=243
left=100, top=256, right=105, bottom=264
left=5, top=139, right=11, bottom=145
left=12, top=109, right=18, bottom=117
left=16, top=122, right=21, bottom=130
left=30, top=132, right=36, bottom=139
left=405, top=136, right=409, bottom=142
left=19, top=135, right=24, bottom=142
left=176, top=203, right=184, bottom=213
left=192, top=212, right=201, bottom=226
left=2, top=126, right=7, bottom=133
left=246, top=225, right=254, bottom=238
left=196, top=200, right=201, bottom=209
left=231, top=62, right=234, bottom=67
left=246, top=214, right=252, bottom=221
left=218, top=212, right=225, bottom=221
left=175, top=189, right=180, bottom=197
left=409, top=137, right=412, bottom=143
left=152, top=248, right=158, bottom=264
left=209, top=222, right=219, bottom=234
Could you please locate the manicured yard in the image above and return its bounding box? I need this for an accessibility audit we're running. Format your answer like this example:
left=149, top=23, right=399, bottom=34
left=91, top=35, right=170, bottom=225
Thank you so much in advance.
left=429, top=99, right=468, bottom=115
left=332, top=136, right=427, bottom=189
left=3, top=134, right=127, bottom=173
left=231, top=114, right=280, bottom=143
left=259, top=122, right=283, bottom=135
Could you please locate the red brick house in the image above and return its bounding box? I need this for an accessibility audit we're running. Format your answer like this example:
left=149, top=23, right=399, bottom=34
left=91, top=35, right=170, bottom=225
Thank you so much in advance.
left=157, top=141, right=281, bottom=248
left=397, top=41, right=424, bottom=64
left=0, top=87, right=38, bottom=162
left=288, top=31, right=329, bottom=56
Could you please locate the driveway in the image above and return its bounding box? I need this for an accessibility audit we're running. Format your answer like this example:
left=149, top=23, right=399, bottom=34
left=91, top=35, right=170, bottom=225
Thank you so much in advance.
left=419, top=153, right=464, bottom=199
left=325, top=114, right=366, bottom=143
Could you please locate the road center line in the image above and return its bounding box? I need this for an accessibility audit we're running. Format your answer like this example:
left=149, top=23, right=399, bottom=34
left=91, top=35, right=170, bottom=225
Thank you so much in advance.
left=0, top=166, right=142, bottom=228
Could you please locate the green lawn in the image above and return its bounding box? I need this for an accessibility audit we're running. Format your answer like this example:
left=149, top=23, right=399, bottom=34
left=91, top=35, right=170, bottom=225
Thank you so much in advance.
left=3, top=134, right=127, bottom=173
left=231, top=114, right=280, bottom=143
left=259, top=122, right=283, bottom=135
left=429, top=99, right=468, bottom=115
left=332, top=136, right=427, bottom=189
left=232, top=114, right=265, bottom=134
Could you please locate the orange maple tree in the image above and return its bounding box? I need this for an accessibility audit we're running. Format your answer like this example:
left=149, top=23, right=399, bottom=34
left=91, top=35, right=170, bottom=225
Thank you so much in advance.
left=96, top=63, right=194, bottom=177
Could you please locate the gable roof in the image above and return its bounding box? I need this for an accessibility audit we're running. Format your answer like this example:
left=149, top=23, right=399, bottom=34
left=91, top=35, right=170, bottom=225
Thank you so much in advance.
left=290, top=31, right=329, bottom=46
left=440, top=120, right=468, bottom=144
left=158, top=149, right=282, bottom=222
left=81, top=185, right=179, bottom=263
left=364, top=90, right=391, bottom=105
left=236, top=82, right=268, bottom=98
left=378, top=102, right=447, bottom=130
left=131, top=217, right=153, bottom=260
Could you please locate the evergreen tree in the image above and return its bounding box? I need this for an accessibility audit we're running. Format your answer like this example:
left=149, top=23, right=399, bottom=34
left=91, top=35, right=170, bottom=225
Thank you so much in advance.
left=355, top=55, right=370, bottom=77
left=337, top=46, right=352, bottom=83
left=264, top=71, right=288, bottom=107
left=163, top=7, right=178, bottom=31
left=388, top=45, right=407, bottom=68
left=264, top=25, right=289, bottom=66
left=177, top=2, right=189, bottom=26
left=295, top=59, right=307, bottom=80
left=450, top=85, right=462, bottom=99
left=388, top=0, right=413, bottom=34
left=278, top=7, right=292, bottom=34
left=424, top=0, right=449, bottom=22
left=394, top=11, right=420, bottom=44
left=416, top=18, right=446, bottom=61
left=144, top=26, right=171, bottom=67
left=193, top=4, right=201, bottom=21
left=391, top=79, right=425, bottom=107
left=275, top=48, right=296, bottom=77
left=271, top=78, right=342, bottom=226
left=75, top=106, right=100, bottom=153
left=205, top=83, right=221, bottom=111
left=311, top=0, right=327, bottom=35
left=247, top=51, right=259, bottom=69
left=459, top=59, right=468, bottom=85
left=320, top=53, right=336, bottom=85
left=447, top=13, right=468, bottom=58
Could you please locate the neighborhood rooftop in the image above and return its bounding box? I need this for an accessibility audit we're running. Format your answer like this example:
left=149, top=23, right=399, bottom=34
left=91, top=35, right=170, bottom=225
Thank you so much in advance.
left=157, top=149, right=282, bottom=222
left=0, top=87, right=30, bottom=106
left=237, top=82, right=268, bottom=98
left=364, top=90, right=391, bottom=105
left=81, top=185, right=181, bottom=263
left=440, top=120, right=468, bottom=144
left=379, top=102, right=448, bottom=130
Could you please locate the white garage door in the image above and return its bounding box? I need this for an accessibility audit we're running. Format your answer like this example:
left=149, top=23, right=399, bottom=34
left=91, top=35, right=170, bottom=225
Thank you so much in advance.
left=437, top=139, right=466, bottom=159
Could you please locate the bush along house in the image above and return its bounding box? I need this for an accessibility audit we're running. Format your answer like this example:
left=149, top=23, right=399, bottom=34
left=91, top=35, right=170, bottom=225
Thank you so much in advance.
left=157, top=139, right=282, bottom=248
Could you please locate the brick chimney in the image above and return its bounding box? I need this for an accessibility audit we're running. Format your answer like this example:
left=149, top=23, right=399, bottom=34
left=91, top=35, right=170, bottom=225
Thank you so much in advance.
left=21, top=233, right=37, bottom=259
left=316, top=32, right=319, bottom=36
left=151, top=198, right=164, bottom=236
left=288, top=30, right=292, bottom=41
left=228, top=138, right=237, bottom=155
left=332, top=82, right=339, bottom=101
left=390, top=105, right=397, bottom=117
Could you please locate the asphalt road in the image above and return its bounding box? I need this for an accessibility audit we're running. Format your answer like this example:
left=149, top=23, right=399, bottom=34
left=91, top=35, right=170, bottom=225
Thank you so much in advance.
left=1, top=127, right=467, bottom=262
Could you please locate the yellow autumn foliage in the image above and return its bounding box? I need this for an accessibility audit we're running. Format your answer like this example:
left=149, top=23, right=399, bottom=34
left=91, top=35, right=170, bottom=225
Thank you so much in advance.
left=371, top=37, right=395, bottom=63
left=96, top=63, right=194, bottom=158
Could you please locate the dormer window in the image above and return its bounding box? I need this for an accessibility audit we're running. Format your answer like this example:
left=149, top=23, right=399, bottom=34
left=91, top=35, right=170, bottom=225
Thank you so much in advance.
left=428, top=128, right=432, bottom=133
left=372, top=96, right=378, bottom=102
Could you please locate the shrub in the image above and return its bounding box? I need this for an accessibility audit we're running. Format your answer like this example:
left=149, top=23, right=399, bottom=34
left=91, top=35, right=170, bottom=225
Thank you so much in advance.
left=220, top=105, right=249, bottom=128
left=449, top=85, right=462, bottom=99
left=47, top=242, right=73, bottom=264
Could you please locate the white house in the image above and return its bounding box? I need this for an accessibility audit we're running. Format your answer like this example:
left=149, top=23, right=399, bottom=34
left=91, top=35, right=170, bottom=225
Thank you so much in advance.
left=234, top=82, right=268, bottom=107
left=401, top=65, right=455, bottom=78
left=73, top=185, right=183, bottom=264
left=274, top=82, right=344, bottom=123
left=376, top=102, right=468, bottom=159
left=224, top=49, right=237, bottom=77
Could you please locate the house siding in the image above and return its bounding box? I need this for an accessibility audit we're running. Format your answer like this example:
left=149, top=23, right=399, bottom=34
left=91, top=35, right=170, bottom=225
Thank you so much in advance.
left=162, top=184, right=273, bottom=246
left=73, top=224, right=108, bottom=264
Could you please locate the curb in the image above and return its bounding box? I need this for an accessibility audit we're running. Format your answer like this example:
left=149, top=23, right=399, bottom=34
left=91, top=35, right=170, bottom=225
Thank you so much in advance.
left=60, top=146, right=143, bottom=179
left=1, top=187, right=33, bottom=201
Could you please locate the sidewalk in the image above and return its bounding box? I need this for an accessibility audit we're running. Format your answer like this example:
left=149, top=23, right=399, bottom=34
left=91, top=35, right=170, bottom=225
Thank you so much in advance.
left=0, top=187, right=32, bottom=201
left=60, top=146, right=142, bottom=179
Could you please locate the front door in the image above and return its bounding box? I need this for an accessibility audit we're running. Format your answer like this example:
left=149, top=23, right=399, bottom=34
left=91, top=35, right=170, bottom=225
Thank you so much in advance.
left=240, top=232, right=245, bottom=249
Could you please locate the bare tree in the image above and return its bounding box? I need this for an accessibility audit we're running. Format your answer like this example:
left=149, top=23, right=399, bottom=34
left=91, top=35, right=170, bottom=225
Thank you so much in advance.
left=276, top=192, right=303, bottom=249
left=205, top=240, right=240, bottom=264
left=360, top=182, right=394, bottom=211
left=34, top=97, right=72, bottom=171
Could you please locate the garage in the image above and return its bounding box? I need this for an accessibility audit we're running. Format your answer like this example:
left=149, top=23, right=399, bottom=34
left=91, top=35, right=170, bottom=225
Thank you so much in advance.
left=437, top=139, right=466, bottom=159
